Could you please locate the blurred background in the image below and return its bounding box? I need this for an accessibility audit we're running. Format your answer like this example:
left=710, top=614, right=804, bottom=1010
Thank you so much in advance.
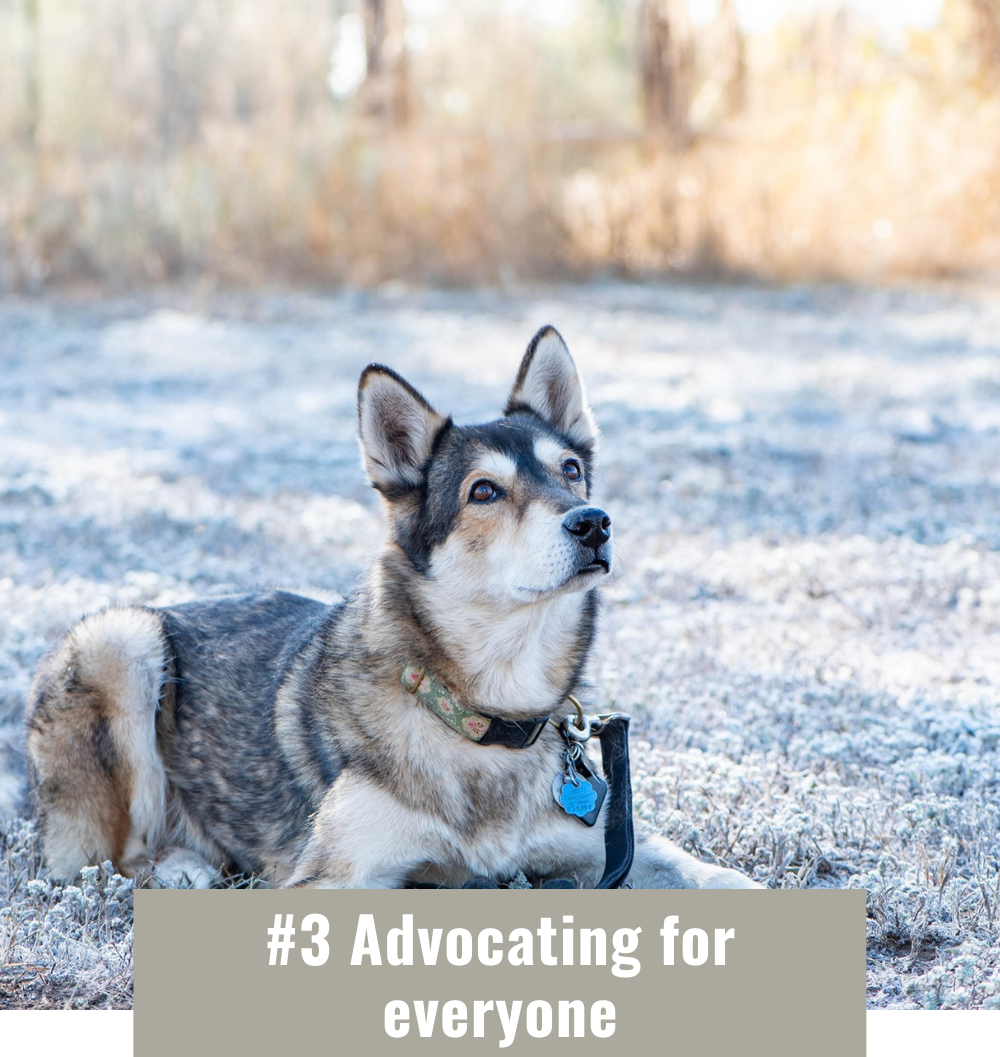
left=2, top=0, right=1000, bottom=292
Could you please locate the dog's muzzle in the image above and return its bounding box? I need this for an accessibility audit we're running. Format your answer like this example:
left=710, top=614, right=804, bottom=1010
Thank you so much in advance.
left=563, top=506, right=613, bottom=574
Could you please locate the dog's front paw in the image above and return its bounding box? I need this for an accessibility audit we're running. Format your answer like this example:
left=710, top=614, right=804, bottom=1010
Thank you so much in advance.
left=697, top=865, right=763, bottom=890
left=149, top=848, right=219, bottom=889
left=628, top=836, right=765, bottom=889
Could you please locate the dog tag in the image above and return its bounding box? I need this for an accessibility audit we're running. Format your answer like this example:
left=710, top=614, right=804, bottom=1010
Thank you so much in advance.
left=557, top=776, right=596, bottom=816
left=552, top=754, right=607, bottom=827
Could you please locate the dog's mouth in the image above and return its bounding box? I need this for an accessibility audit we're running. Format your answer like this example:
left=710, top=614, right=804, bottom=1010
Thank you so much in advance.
left=517, top=556, right=612, bottom=596
left=579, top=558, right=610, bottom=575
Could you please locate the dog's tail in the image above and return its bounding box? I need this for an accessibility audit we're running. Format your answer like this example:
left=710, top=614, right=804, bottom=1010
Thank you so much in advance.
left=0, top=723, right=28, bottom=821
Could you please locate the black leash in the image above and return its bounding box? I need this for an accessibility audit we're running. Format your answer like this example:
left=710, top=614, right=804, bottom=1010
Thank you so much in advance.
left=592, top=713, right=634, bottom=889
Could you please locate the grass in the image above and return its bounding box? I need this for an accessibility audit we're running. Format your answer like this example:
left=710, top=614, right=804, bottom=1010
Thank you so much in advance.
left=1, top=279, right=999, bottom=1008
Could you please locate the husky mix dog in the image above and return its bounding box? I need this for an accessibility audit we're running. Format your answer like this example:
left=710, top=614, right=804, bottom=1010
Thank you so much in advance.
left=25, top=328, right=759, bottom=890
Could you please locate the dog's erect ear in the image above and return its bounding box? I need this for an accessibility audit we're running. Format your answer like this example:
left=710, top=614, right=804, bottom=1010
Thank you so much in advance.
left=358, top=365, right=448, bottom=493
left=504, top=326, right=597, bottom=452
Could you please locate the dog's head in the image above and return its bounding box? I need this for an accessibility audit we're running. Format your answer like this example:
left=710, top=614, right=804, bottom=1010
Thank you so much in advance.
left=357, top=326, right=612, bottom=609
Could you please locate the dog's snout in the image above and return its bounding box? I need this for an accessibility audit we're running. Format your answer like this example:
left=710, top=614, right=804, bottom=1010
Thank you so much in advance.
left=563, top=507, right=612, bottom=549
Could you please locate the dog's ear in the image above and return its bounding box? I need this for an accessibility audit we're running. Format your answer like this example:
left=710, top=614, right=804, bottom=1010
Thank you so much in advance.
left=358, top=366, right=448, bottom=493
left=505, top=327, right=597, bottom=452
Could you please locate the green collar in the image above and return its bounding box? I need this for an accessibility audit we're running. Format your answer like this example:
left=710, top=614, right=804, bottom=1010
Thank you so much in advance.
left=401, top=664, right=548, bottom=749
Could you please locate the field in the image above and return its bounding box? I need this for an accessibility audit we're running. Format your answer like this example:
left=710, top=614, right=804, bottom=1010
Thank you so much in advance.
left=1, top=280, right=999, bottom=1008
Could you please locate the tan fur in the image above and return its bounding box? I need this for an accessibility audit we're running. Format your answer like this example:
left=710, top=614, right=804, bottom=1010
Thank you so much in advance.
left=27, top=608, right=168, bottom=881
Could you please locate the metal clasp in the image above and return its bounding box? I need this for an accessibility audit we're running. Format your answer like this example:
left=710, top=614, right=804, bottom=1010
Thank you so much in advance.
left=587, top=711, right=630, bottom=735
left=561, top=694, right=593, bottom=742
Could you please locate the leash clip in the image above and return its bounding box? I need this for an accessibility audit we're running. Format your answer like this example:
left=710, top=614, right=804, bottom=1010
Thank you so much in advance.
left=559, top=700, right=632, bottom=742
left=561, top=694, right=593, bottom=742
left=588, top=711, right=631, bottom=736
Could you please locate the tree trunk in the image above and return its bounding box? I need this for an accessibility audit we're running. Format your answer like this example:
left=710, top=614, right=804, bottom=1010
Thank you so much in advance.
left=358, top=0, right=411, bottom=130
left=638, top=0, right=694, bottom=145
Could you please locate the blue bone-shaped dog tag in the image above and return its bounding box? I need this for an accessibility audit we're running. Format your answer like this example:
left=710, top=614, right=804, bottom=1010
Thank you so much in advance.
left=558, top=778, right=597, bottom=817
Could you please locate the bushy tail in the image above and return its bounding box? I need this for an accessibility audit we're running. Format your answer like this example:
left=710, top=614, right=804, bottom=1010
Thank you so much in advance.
left=0, top=723, right=28, bottom=820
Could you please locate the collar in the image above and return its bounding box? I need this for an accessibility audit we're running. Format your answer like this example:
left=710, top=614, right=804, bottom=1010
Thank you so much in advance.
left=401, top=664, right=548, bottom=749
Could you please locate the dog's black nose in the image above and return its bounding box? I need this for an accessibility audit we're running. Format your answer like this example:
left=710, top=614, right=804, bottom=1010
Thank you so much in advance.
left=563, top=507, right=612, bottom=550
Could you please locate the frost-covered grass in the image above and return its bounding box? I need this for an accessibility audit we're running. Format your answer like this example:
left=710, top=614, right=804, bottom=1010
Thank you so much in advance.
left=1, top=282, right=999, bottom=1009
left=1, top=822, right=133, bottom=1008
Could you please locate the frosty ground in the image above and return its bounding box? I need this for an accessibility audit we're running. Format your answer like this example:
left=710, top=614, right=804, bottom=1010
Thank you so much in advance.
left=1, top=282, right=998, bottom=1009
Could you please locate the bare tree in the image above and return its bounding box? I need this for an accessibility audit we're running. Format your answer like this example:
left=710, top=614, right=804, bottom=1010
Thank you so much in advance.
left=638, top=0, right=694, bottom=144
left=358, top=0, right=410, bottom=129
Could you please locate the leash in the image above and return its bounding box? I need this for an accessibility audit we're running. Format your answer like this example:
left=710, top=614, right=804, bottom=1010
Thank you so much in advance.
left=591, top=712, right=634, bottom=889
left=543, top=708, right=634, bottom=890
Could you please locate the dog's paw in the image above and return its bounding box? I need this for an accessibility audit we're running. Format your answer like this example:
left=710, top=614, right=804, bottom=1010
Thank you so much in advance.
left=150, top=848, right=219, bottom=889
left=697, top=866, right=764, bottom=890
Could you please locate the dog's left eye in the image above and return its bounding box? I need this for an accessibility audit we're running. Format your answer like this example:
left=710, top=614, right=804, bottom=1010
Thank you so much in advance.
left=562, top=459, right=582, bottom=482
left=469, top=480, right=500, bottom=503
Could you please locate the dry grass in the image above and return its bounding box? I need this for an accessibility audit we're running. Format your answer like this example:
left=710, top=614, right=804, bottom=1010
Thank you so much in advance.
left=1, top=1, right=1000, bottom=289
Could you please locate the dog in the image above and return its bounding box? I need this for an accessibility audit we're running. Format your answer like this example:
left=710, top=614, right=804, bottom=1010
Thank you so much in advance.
left=25, top=327, right=759, bottom=890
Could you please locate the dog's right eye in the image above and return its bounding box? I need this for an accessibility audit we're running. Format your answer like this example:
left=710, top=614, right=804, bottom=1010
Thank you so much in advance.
left=469, top=480, right=499, bottom=503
